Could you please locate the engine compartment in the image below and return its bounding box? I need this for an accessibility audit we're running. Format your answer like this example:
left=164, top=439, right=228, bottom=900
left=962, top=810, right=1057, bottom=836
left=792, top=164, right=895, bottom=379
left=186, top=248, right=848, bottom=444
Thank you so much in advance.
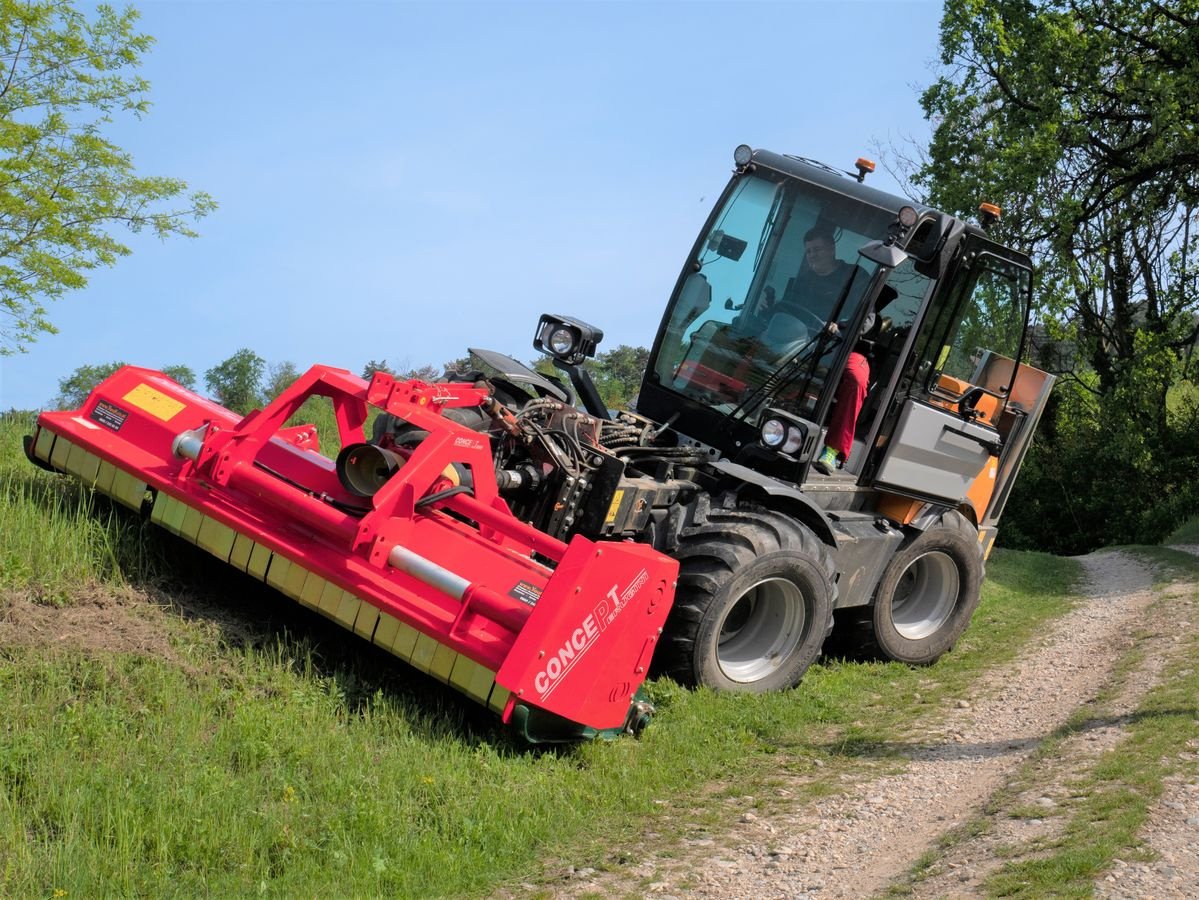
left=370, top=366, right=712, bottom=552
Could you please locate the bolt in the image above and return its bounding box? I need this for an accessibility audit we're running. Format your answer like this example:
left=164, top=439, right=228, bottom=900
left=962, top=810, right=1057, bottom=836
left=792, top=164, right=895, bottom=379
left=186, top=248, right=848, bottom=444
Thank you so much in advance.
left=538, top=650, right=545, bottom=658
left=636, top=667, right=644, bottom=674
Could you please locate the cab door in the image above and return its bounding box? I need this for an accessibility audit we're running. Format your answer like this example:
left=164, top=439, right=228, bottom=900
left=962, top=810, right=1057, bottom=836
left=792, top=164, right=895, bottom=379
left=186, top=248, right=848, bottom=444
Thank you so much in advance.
left=870, top=236, right=1032, bottom=514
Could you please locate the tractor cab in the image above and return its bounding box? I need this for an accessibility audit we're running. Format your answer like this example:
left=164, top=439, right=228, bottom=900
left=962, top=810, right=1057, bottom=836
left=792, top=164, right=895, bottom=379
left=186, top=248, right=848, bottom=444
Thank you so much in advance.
left=636, top=147, right=1052, bottom=537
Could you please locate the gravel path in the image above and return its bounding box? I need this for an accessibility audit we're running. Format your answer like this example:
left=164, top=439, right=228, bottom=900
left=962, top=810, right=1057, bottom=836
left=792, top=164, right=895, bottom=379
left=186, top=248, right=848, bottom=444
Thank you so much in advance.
left=552, top=548, right=1198, bottom=898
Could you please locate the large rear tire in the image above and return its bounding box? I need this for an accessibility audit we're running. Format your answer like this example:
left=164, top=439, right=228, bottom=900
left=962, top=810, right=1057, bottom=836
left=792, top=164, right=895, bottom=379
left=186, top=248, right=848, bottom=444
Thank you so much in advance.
left=657, top=507, right=835, bottom=693
left=867, top=510, right=983, bottom=665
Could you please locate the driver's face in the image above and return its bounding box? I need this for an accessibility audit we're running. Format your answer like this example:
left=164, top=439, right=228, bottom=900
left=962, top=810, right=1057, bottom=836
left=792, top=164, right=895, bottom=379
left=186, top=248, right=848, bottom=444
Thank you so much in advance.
left=805, top=237, right=836, bottom=275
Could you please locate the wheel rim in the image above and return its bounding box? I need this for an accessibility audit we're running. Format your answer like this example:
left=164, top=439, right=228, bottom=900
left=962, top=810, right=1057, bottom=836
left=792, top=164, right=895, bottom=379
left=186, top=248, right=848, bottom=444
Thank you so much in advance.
left=890, top=550, right=960, bottom=640
left=717, top=576, right=808, bottom=684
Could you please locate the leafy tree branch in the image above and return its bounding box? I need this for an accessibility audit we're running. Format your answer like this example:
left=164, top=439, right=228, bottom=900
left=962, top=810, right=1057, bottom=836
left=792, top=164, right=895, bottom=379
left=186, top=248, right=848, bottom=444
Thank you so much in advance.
left=0, top=0, right=215, bottom=354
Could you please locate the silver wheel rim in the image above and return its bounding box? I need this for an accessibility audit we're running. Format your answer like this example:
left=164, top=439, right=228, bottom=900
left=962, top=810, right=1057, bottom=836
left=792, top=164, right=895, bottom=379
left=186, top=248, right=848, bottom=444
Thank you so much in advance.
left=891, top=550, right=960, bottom=640
left=717, top=576, right=808, bottom=683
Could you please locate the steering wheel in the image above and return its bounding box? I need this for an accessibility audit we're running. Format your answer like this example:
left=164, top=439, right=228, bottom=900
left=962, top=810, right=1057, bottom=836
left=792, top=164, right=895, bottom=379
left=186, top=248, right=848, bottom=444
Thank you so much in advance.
left=792, top=307, right=827, bottom=334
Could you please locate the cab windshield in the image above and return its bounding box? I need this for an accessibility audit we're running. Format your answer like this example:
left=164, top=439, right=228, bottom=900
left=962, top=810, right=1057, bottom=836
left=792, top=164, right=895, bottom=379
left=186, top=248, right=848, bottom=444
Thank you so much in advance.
left=654, top=170, right=897, bottom=418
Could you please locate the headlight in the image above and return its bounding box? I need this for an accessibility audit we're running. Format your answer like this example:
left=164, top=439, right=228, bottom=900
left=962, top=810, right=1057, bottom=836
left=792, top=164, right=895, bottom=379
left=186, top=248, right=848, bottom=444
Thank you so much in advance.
left=760, top=418, right=787, bottom=448
left=759, top=408, right=810, bottom=457
left=781, top=429, right=805, bottom=455
left=547, top=327, right=576, bottom=356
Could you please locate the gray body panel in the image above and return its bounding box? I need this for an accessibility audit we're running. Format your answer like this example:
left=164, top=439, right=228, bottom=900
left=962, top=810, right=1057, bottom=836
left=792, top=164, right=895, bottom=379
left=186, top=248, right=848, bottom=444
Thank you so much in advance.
left=873, top=400, right=997, bottom=504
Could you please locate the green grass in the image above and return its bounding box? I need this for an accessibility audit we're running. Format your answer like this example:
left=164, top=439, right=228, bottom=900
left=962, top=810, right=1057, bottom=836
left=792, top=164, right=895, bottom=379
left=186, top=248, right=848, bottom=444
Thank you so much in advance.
left=0, top=412, right=1087, bottom=895
left=0, top=412, right=169, bottom=600
left=1166, top=514, right=1199, bottom=546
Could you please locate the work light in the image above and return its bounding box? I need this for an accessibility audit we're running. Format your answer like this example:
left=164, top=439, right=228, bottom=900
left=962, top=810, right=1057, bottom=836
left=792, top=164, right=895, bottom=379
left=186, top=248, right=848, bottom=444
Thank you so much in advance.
left=534, top=314, right=602, bottom=366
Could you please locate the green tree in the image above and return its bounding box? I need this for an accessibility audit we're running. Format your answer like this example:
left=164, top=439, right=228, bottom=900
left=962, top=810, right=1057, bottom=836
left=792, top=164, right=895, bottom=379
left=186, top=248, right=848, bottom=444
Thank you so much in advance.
left=531, top=344, right=649, bottom=409
left=917, top=0, right=1199, bottom=393
left=205, top=348, right=264, bottom=414
left=915, top=0, right=1199, bottom=550
left=264, top=360, right=300, bottom=400
left=361, top=358, right=443, bottom=381
left=443, top=355, right=473, bottom=376
left=161, top=364, right=195, bottom=390
left=589, top=344, right=650, bottom=408
left=55, top=358, right=194, bottom=408
left=399, top=362, right=441, bottom=381
left=55, top=359, right=125, bottom=408
left=360, top=359, right=396, bottom=380
left=0, top=1, right=215, bottom=354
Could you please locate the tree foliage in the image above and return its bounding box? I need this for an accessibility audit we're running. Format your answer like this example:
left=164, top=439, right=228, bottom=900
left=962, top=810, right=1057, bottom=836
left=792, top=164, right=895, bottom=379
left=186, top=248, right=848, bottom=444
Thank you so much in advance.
left=204, top=348, right=264, bottom=415
left=359, top=359, right=396, bottom=380
left=54, top=359, right=124, bottom=408
left=531, top=344, right=649, bottom=410
left=264, top=360, right=299, bottom=400
left=360, top=358, right=443, bottom=382
left=0, top=0, right=215, bottom=354
left=915, top=0, right=1199, bottom=551
left=918, top=0, right=1199, bottom=387
left=161, top=364, right=195, bottom=391
left=55, top=358, right=193, bottom=408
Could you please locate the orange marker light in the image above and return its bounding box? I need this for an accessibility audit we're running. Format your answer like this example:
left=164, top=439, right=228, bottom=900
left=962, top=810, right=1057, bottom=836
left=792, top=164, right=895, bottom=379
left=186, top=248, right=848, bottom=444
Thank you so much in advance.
left=855, top=158, right=876, bottom=173
left=979, top=202, right=1002, bottom=220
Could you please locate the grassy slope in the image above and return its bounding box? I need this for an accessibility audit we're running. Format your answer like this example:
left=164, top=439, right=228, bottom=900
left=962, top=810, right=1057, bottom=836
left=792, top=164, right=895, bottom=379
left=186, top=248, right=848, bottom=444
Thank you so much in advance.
left=0, top=411, right=1084, bottom=896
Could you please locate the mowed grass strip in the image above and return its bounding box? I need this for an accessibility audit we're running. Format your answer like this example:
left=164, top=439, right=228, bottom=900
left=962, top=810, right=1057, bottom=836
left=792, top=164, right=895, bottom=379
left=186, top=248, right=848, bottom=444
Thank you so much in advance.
left=0, top=413, right=1082, bottom=895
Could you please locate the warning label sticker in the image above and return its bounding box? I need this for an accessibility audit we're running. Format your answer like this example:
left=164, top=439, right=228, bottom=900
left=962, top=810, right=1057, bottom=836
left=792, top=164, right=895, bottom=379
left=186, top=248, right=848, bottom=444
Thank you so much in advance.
left=509, top=581, right=543, bottom=607
left=90, top=400, right=129, bottom=432
left=123, top=383, right=186, bottom=422
left=604, top=488, right=625, bottom=526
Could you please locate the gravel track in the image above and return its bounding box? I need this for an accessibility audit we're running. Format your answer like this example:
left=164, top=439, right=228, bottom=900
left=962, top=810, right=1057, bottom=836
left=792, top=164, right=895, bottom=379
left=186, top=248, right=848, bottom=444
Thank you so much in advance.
left=554, top=548, right=1199, bottom=898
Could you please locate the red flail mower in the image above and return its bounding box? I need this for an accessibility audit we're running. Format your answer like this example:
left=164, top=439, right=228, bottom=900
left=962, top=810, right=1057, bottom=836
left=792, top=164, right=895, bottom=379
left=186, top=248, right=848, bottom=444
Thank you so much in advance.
left=26, top=147, right=1057, bottom=742
left=26, top=365, right=676, bottom=742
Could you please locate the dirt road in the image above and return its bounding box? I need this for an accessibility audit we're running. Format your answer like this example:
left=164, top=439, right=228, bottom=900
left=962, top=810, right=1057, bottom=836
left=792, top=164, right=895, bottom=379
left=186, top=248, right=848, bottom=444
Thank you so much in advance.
left=560, top=549, right=1199, bottom=898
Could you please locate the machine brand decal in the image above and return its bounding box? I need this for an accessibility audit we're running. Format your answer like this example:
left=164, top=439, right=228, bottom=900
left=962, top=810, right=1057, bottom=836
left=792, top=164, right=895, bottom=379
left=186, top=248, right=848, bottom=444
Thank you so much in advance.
left=509, top=580, right=542, bottom=607
left=533, top=567, right=649, bottom=700
left=90, top=400, right=129, bottom=432
left=453, top=435, right=484, bottom=451
left=123, top=383, right=186, bottom=422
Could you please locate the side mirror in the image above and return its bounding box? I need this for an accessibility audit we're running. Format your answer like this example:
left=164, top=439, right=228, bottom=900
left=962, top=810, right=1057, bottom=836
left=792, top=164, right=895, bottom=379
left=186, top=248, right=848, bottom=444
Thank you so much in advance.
left=858, top=240, right=908, bottom=269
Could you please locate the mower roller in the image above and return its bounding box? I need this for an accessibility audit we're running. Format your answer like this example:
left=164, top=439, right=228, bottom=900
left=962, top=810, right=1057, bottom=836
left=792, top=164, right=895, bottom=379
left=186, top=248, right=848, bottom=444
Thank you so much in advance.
left=26, top=363, right=676, bottom=742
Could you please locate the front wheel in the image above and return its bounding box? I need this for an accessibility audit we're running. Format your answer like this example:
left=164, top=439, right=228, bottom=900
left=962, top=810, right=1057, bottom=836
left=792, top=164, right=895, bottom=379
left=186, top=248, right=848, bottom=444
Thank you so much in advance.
left=657, top=507, right=835, bottom=693
left=868, top=511, right=983, bottom=664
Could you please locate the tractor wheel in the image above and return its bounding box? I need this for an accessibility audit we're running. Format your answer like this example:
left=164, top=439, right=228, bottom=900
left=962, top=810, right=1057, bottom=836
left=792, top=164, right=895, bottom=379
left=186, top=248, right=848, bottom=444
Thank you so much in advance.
left=658, top=507, right=835, bottom=693
left=867, top=511, right=983, bottom=665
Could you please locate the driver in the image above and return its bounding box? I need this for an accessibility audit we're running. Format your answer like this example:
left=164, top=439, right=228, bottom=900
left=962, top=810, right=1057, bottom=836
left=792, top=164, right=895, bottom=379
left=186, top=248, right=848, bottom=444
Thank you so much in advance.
left=777, top=226, right=855, bottom=323
left=769, top=225, right=872, bottom=476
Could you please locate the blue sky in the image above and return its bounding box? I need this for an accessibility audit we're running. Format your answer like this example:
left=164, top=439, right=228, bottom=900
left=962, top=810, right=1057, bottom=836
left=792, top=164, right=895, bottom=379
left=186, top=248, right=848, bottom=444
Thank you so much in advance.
left=1, top=0, right=944, bottom=410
